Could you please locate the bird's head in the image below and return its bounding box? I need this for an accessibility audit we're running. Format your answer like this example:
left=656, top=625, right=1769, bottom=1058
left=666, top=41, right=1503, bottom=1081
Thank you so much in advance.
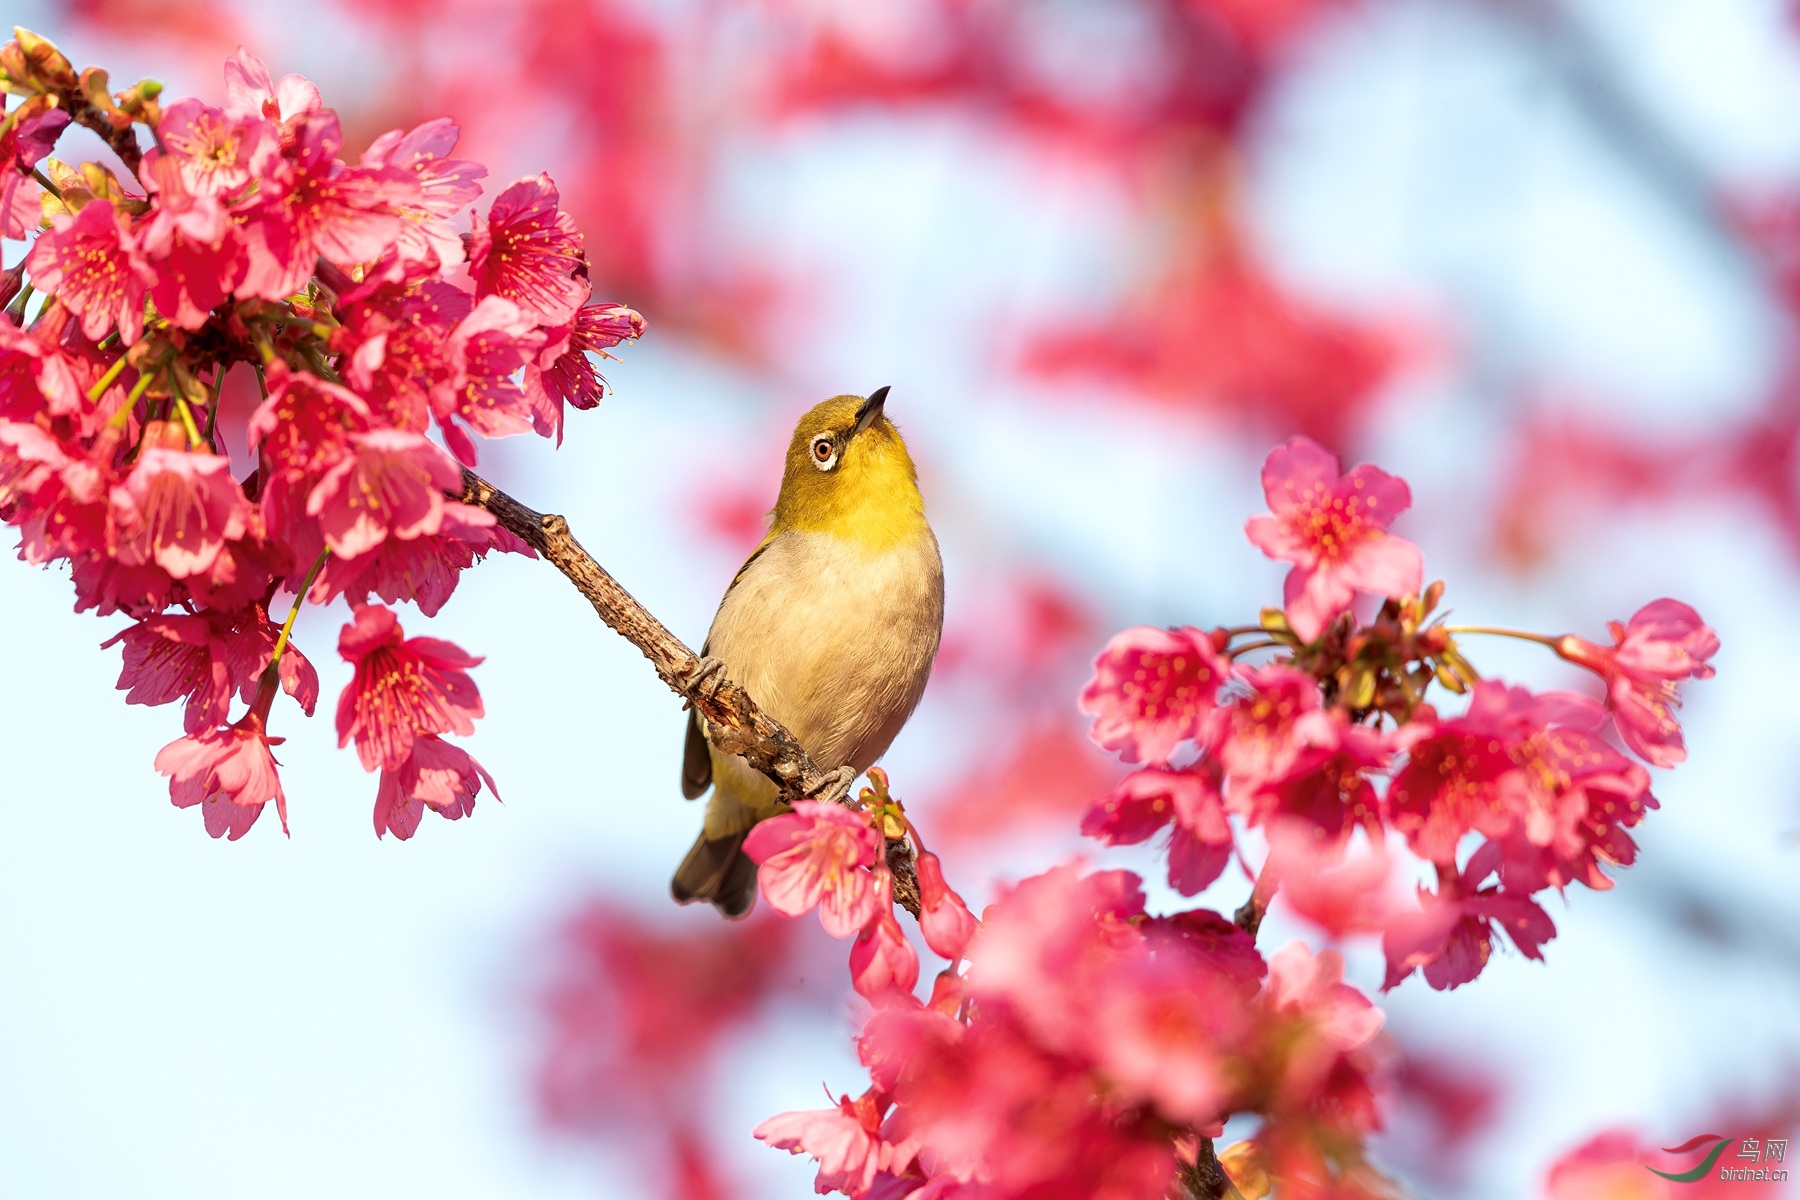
left=770, top=387, right=927, bottom=549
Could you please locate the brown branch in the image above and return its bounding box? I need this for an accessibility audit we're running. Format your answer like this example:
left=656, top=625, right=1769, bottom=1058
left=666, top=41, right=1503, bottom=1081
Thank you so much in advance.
left=457, top=467, right=924, bottom=918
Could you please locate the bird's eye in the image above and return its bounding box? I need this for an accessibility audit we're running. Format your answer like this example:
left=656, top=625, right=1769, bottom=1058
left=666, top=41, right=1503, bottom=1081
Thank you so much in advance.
left=810, top=436, right=838, bottom=471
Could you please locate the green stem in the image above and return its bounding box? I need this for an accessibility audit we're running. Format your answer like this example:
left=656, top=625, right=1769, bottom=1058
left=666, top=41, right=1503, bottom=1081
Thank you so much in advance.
left=1441, top=625, right=1559, bottom=648
left=109, top=366, right=159, bottom=428
left=173, top=394, right=203, bottom=448
left=30, top=167, right=62, bottom=201
left=87, top=350, right=133, bottom=402
left=1227, top=640, right=1280, bottom=660
left=271, top=549, right=331, bottom=664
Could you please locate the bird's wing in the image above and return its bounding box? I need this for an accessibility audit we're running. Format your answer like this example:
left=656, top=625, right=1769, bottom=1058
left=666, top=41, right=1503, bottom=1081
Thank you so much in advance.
left=680, top=531, right=778, bottom=800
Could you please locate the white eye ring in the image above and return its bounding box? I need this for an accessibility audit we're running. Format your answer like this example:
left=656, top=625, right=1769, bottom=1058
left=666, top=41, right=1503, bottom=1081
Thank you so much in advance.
left=810, top=436, right=838, bottom=472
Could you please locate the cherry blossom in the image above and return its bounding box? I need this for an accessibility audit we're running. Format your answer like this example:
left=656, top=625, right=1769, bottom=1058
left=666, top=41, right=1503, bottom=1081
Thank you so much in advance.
left=1557, top=598, right=1720, bottom=767
left=151, top=97, right=277, bottom=199
left=1382, top=845, right=1556, bottom=991
left=25, top=200, right=155, bottom=344
left=526, top=301, right=646, bottom=441
left=743, top=800, right=884, bottom=936
left=222, top=46, right=322, bottom=131
left=103, top=613, right=232, bottom=733
left=234, top=111, right=412, bottom=302
left=1078, top=624, right=1228, bottom=764
left=305, top=428, right=464, bottom=558
left=914, top=850, right=977, bottom=960
left=850, top=904, right=920, bottom=1003
left=755, top=1090, right=911, bottom=1199
left=1245, top=436, right=1423, bottom=642
left=335, top=603, right=484, bottom=772
left=372, top=734, right=497, bottom=839
left=468, top=173, right=590, bottom=325
left=155, top=713, right=287, bottom=838
left=1081, top=764, right=1234, bottom=895
left=110, top=445, right=251, bottom=581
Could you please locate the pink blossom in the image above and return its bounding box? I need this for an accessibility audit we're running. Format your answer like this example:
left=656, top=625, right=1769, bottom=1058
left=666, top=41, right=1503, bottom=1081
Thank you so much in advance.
left=311, top=501, right=524, bottom=617
left=7, top=424, right=119, bottom=570
left=213, top=604, right=319, bottom=715
left=755, top=1091, right=891, bottom=1198
left=304, top=428, right=463, bottom=558
left=1239, top=717, right=1389, bottom=844
left=1261, top=821, right=1401, bottom=937
left=1078, top=624, right=1228, bottom=764
left=0, top=419, right=71, bottom=512
left=138, top=151, right=245, bottom=330
left=1254, top=943, right=1388, bottom=1133
left=525, top=302, right=645, bottom=442
left=110, top=446, right=251, bottom=580
left=1, top=172, right=39, bottom=241
left=1090, top=955, right=1240, bottom=1126
left=851, top=903, right=921, bottom=1005
left=234, top=111, right=412, bottom=302
left=1557, top=599, right=1720, bottom=767
left=0, top=320, right=84, bottom=423
left=102, top=613, right=232, bottom=733
left=155, top=715, right=287, bottom=838
left=152, top=97, right=277, bottom=199
left=1264, top=943, right=1385, bottom=1053
left=1081, top=765, right=1234, bottom=895
left=0, top=97, right=67, bottom=238
left=373, top=734, right=497, bottom=839
left=1143, top=908, right=1268, bottom=997
left=965, top=866, right=1149, bottom=1057
left=1245, top=436, right=1423, bottom=642
left=743, top=800, right=884, bottom=937
left=247, top=362, right=373, bottom=480
left=338, top=279, right=471, bottom=431
left=1390, top=681, right=1610, bottom=866
left=1381, top=846, right=1556, bottom=991
left=247, top=364, right=372, bottom=550
left=335, top=603, right=484, bottom=772
left=433, top=294, right=545, bottom=462
left=468, top=173, right=590, bottom=325
left=1217, top=663, right=1335, bottom=793
left=915, top=850, right=977, bottom=960
left=360, top=118, right=486, bottom=270
left=222, top=47, right=322, bottom=135
left=1494, top=727, right=1657, bottom=893
left=25, top=200, right=156, bottom=343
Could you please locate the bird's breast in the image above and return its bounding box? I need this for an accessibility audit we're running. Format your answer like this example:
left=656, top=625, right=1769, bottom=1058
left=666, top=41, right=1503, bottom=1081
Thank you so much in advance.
left=704, top=527, right=945, bottom=771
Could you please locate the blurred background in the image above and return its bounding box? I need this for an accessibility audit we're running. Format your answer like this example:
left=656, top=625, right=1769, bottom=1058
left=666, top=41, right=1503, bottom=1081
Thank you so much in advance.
left=2, top=0, right=1799, bottom=1196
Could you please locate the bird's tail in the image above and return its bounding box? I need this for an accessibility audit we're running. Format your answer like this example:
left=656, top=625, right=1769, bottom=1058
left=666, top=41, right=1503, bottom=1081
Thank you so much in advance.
left=670, top=829, right=758, bottom=918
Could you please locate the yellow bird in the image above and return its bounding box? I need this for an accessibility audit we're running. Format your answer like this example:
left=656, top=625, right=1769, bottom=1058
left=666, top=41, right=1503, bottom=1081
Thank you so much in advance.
left=673, top=387, right=945, bottom=917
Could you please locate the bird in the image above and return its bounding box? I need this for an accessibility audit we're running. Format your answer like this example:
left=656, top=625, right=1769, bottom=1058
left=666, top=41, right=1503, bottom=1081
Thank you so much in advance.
left=672, top=386, right=945, bottom=918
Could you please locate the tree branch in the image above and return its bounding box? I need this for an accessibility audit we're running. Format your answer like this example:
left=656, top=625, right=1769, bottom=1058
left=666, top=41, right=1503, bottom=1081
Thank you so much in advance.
left=457, top=467, right=924, bottom=918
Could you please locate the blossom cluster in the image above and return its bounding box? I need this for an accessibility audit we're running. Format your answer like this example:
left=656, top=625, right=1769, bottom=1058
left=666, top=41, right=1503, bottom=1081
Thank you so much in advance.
left=1080, top=436, right=1717, bottom=991
left=0, top=32, right=641, bottom=837
left=747, top=437, right=1715, bottom=1199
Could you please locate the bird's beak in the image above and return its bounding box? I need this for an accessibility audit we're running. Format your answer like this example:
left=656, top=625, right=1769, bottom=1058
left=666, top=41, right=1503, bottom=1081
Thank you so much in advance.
left=854, top=386, right=890, bottom=435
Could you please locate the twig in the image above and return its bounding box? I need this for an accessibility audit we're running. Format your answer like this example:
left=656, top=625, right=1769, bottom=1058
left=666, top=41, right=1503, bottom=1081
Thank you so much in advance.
left=457, top=467, right=925, bottom=918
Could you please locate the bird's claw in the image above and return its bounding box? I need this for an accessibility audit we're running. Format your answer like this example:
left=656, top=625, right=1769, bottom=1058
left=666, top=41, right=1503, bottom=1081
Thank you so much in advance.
left=805, top=765, right=857, bottom=805
left=680, top=655, right=728, bottom=711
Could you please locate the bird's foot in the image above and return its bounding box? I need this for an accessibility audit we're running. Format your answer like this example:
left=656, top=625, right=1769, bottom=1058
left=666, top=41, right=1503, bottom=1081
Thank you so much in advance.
left=805, top=765, right=858, bottom=805
left=679, top=655, right=728, bottom=710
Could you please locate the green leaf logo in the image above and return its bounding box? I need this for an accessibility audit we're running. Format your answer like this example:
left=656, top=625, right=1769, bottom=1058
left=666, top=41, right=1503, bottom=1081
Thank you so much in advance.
left=1646, top=1135, right=1735, bottom=1183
